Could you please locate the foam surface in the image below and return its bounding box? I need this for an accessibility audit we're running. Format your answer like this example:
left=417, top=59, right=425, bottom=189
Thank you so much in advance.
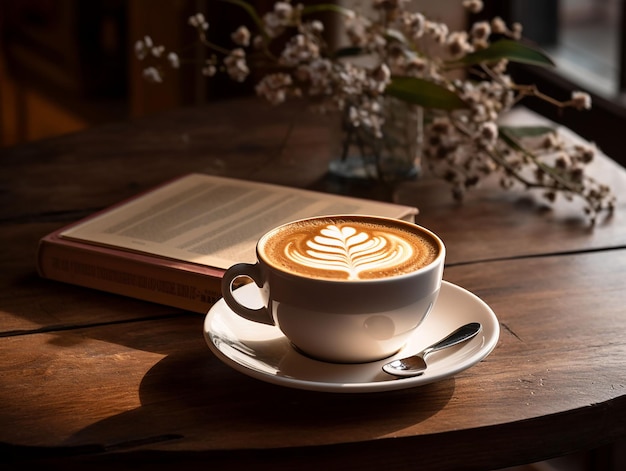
left=259, top=217, right=440, bottom=280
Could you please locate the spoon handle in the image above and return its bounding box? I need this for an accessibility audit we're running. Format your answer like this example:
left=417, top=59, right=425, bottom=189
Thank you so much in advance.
left=424, top=322, right=482, bottom=356
left=382, top=322, right=482, bottom=378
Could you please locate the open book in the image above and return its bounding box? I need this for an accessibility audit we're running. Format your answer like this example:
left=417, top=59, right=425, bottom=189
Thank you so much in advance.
left=38, top=174, right=418, bottom=313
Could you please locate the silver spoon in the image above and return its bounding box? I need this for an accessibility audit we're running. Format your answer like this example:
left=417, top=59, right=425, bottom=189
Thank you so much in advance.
left=382, top=322, right=482, bottom=378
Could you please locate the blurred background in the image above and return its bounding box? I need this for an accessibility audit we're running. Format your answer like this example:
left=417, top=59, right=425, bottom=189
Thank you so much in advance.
left=0, top=0, right=260, bottom=147
left=1, top=0, right=624, bottom=162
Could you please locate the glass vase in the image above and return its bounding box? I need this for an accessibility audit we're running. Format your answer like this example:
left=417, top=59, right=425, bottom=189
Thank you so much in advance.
left=329, top=97, right=423, bottom=183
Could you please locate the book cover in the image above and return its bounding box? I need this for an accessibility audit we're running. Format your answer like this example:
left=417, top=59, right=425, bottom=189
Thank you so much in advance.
left=37, top=173, right=418, bottom=313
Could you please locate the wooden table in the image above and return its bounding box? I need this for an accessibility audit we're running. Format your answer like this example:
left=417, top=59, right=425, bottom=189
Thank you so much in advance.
left=1, top=98, right=625, bottom=471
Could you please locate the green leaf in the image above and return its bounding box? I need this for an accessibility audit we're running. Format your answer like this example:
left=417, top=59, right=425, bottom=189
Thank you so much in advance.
left=385, top=28, right=408, bottom=45
left=500, top=125, right=556, bottom=138
left=499, top=125, right=555, bottom=152
left=386, top=76, right=467, bottom=110
left=451, top=39, right=555, bottom=67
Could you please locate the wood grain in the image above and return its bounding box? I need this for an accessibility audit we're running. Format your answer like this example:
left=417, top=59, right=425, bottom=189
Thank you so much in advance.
left=1, top=98, right=625, bottom=470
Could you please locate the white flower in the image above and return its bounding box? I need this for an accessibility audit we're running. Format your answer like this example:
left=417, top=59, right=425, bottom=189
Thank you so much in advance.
left=134, top=40, right=148, bottom=60
left=447, top=31, right=473, bottom=58
left=255, top=73, right=293, bottom=105
left=142, top=66, right=162, bottom=83
left=573, top=144, right=595, bottom=163
left=224, top=48, right=249, bottom=82
left=201, top=62, right=217, bottom=77
left=280, top=34, right=321, bottom=66
left=403, top=12, right=425, bottom=41
left=344, top=13, right=372, bottom=47
left=151, top=45, right=165, bottom=58
left=471, top=21, right=491, bottom=42
left=263, top=2, right=294, bottom=37
left=134, top=36, right=155, bottom=60
left=542, top=132, right=561, bottom=150
left=231, top=26, right=251, bottom=47
left=308, top=20, right=324, bottom=34
left=274, top=1, right=293, bottom=19
left=371, top=64, right=391, bottom=94
left=478, top=121, right=498, bottom=147
left=463, top=0, right=483, bottom=14
left=263, top=12, right=284, bottom=38
left=571, top=91, right=592, bottom=110
left=425, top=21, right=448, bottom=44
left=405, top=56, right=427, bottom=74
left=188, top=13, right=208, bottom=30
left=167, top=52, right=180, bottom=69
left=491, top=17, right=507, bottom=34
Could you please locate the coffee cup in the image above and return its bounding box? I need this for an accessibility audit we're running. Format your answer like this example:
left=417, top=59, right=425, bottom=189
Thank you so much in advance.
left=220, top=215, right=445, bottom=363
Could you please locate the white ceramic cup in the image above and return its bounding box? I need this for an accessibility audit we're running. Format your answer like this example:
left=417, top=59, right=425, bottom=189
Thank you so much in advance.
left=220, top=215, right=445, bottom=363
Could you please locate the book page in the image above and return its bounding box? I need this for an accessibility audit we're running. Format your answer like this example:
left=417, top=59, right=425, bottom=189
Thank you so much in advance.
left=61, top=174, right=418, bottom=269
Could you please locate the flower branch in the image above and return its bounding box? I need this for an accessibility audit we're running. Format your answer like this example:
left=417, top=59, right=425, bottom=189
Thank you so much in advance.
left=135, top=0, right=615, bottom=225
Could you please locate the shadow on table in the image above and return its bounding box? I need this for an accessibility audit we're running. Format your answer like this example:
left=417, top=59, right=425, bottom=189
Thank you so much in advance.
left=62, top=345, right=456, bottom=455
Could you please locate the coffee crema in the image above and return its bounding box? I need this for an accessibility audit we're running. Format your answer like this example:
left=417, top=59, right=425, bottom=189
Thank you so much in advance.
left=259, top=216, right=440, bottom=280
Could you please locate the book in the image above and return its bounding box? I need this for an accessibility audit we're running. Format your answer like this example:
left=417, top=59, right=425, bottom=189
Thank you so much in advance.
left=37, top=173, right=418, bottom=313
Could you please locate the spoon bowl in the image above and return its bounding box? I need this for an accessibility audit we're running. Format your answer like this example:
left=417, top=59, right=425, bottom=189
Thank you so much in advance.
left=382, top=322, right=482, bottom=378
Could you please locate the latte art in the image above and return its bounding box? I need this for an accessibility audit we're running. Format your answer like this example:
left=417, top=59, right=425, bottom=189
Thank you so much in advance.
left=286, top=224, right=413, bottom=280
left=259, top=216, right=440, bottom=280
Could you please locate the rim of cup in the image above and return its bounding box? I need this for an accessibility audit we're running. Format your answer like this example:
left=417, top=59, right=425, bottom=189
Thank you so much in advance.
left=255, top=214, right=446, bottom=283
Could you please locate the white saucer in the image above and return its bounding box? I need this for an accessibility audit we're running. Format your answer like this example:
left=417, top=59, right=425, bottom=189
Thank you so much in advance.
left=203, top=281, right=499, bottom=393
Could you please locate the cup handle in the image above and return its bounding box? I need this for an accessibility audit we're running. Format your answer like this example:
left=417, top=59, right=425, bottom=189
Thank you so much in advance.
left=221, top=263, right=274, bottom=326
